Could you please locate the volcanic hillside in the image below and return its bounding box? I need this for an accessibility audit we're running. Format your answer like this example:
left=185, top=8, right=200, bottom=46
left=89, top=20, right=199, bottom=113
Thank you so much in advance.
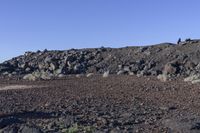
left=2, top=39, right=200, bottom=133
left=1, top=39, right=200, bottom=81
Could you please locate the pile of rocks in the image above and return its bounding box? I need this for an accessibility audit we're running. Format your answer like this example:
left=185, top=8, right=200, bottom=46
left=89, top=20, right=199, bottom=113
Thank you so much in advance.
left=0, top=48, right=106, bottom=80
left=1, top=39, right=200, bottom=82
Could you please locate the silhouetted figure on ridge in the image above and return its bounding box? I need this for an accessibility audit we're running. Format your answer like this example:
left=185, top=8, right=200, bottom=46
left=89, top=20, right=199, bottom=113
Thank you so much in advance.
left=177, top=38, right=181, bottom=44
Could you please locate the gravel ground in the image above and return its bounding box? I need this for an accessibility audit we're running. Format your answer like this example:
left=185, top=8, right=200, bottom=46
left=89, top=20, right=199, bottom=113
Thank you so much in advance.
left=0, top=75, right=200, bottom=133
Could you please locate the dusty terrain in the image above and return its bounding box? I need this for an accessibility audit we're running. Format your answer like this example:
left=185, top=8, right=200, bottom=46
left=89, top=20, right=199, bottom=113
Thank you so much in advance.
left=1, top=75, right=200, bottom=133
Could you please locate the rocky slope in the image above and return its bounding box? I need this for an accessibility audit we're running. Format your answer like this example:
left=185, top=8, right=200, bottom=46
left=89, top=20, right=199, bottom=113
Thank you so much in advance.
left=1, top=39, right=200, bottom=133
left=1, top=39, right=200, bottom=81
left=1, top=75, right=200, bottom=133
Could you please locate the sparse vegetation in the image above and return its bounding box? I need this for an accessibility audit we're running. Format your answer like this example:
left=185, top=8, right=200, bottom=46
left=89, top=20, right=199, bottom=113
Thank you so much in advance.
left=62, top=123, right=95, bottom=133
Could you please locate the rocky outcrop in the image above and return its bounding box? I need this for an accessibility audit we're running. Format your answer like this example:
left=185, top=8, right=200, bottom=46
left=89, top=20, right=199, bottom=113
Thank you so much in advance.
left=163, top=62, right=179, bottom=75
left=1, top=40, right=200, bottom=81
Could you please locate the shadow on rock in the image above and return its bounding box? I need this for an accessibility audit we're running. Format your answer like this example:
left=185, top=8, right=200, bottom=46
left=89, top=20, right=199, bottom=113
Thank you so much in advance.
left=0, top=111, right=58, bottom=128
left=0, top=117, right=23, bottom=128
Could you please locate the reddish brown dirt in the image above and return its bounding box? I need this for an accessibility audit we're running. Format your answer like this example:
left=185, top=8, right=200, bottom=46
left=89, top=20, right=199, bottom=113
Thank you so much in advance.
left=0, top=75, right=200, bottom=132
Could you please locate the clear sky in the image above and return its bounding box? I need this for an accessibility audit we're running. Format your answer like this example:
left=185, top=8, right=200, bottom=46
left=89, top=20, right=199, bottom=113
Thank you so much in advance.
left=0, top=0, right=200, bottom=62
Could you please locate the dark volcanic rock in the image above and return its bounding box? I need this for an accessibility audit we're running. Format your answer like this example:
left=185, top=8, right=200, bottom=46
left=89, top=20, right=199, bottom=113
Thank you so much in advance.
left=163, top=62, right=179, bottom=75
left=19, top=126, right=42, bottom=133
left=1, top=75, right=200, bottom=132
left=1, top=39, right=200, bottom=80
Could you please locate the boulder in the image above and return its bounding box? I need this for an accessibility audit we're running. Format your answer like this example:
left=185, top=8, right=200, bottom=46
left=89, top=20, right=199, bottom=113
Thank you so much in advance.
left=163, top=62, right=178, bottom=75
left=54, top=68, right=64, bottom=75
left=118, top=65, right=123, bottom=69
left=23, top=74, right=36, bottom=81
left=23, top=71, right=53, bottom=81
left=25, top=67, right=31, bottom=72
left=191, top=79, right=200, bottom=84
left=157, top=74, right=168, bottom=82
left=137, top=70, right=148, bottom=77
left=76, top=74, right=84, bottom=78
left=123, top=66, right=130, bottom=72
left=103, top=71, right=109, bottom=78
left=49, top=63, right=56, bottom=71
left=33, top=71, right=42, bottom=78
left=44, top=56, right=52, bottom=63
left=195, top=63, right=200, bottom=70
left=19, top=125, right=42, bottom=133
left=184, top=61, right=195, bottom=70
left=58, top=74, right=65, bottom=78
left=0, top=64, right=14, bottom=73
left=184, top=74, right=200, bottom=82
left=2, top=72, right=9, bottom=76
left=86, top=73, right=94, bottom=77
left=40, top=72, right=53, bottom=80
left=128, top=72, right=134, bottom=75
left=18, top=63, right=27, bottom=69
left=117, top=70, right=125, bottom=75
left=184, top=74, right=200, bottom=84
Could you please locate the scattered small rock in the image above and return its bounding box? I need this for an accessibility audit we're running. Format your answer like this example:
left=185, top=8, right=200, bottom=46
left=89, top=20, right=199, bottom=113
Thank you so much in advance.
left=103, top=71, right=109, bottom=78
left=19, top=125, right=42, bottom=133
left=157, top=74, right=168, bottom=82
left=23, top=74, right=36, bottom=81
left=86, top=73, right=94, bottom=77
left=184, top=74, right=200, bottom=84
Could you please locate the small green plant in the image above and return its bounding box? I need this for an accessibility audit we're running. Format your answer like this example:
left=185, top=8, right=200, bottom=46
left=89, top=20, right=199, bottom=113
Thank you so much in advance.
left=67, top=123, right=78, bottom=133
left=62, top=124, right=78, bottom=133
left=83, top=126, right=95, bottom=133
left=61, top=123, right=95, bottom=133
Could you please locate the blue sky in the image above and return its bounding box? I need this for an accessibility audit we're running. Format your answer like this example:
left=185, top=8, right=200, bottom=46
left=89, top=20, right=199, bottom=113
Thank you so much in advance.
left=0, top=0, right=200, bottom=62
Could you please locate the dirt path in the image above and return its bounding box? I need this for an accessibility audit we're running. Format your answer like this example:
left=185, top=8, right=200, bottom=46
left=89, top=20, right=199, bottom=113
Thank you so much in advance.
left=0, top=85, right=40, bottom=91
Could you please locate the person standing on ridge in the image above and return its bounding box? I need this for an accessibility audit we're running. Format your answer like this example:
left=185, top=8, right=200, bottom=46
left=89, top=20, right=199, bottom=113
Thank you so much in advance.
left=177, top=38, right=181, bottom=44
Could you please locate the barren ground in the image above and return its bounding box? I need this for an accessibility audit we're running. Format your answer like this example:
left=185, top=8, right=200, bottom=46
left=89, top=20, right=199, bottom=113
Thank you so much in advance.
left=0, top=75, right=200, bottom=133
